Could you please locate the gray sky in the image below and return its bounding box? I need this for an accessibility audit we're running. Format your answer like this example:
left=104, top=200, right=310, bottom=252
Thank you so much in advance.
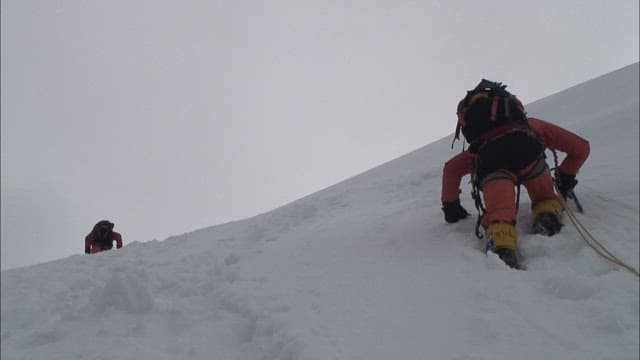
left=2, top=0, right=638, bottom=270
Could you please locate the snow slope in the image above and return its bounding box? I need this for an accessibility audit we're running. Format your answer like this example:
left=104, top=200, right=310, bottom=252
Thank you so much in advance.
left=2, top=63, right=638, bottom=360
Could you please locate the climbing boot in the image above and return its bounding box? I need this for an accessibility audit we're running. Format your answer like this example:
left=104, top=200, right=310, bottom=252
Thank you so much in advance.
left=486, top=222, right=520, bottom=269
left=532, top=199, right=564, bottom=236
left=494, top=248, right=519, bottom=269
left=533, top=212, right=563, bottom=236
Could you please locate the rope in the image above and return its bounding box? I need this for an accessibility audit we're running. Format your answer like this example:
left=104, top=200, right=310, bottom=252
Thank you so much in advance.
left=549, top=149, right=639, bottom=278
left=557, top=185, right=639, bottom=278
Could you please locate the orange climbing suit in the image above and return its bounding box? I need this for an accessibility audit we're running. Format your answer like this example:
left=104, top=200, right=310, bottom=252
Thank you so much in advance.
left=441, top=118, right=590, bottom=227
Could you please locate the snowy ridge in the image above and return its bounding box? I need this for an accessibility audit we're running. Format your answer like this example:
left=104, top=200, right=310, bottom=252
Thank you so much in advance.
left=2, top=63, right=639, bottom=360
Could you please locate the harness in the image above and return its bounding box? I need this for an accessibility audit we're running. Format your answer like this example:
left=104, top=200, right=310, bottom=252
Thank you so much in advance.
left=469, top=123, right=548, bottom=239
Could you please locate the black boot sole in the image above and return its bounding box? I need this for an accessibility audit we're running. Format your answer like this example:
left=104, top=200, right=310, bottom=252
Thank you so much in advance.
left=532, top=212, right=563, bottom=236
left=494, top=248, right=521, bottom=269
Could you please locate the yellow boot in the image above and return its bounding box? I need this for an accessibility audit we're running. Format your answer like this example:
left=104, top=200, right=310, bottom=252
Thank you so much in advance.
left=486, top=222, right=519, bottom=268
left=532, top=199, right=564, bottom=235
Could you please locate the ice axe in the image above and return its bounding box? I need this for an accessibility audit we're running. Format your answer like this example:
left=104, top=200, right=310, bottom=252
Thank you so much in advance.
left=566, top=189, right=584, bottom=213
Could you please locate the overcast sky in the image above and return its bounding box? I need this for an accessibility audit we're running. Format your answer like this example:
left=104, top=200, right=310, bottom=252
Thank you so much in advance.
left=2, top=0, right=638, bottom=270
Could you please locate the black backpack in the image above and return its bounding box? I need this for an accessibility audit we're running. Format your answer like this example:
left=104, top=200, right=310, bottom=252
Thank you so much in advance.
left=92, top=220, right=114, bottom=249
left=454, top=79, right=527, bottom=148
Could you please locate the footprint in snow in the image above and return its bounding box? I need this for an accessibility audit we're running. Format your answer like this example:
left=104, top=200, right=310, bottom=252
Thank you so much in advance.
left=224, top=253, right=240, bottom=266
left=539, top=276, right=597, bottom=301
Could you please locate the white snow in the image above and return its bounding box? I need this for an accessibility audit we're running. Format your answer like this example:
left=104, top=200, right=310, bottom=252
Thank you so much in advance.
left=2, top=63, right=638, bottom=360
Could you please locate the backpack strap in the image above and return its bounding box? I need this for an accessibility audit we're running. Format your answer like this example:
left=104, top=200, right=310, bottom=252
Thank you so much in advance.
left=490, top=96, right=500, bottom=121
left=468, top=121, right=534, bottom=153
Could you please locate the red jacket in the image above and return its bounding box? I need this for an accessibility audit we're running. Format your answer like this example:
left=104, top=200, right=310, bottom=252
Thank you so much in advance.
left=85, top=231, right=123, bottom=254
left=441, top=118, right=590, bottom=203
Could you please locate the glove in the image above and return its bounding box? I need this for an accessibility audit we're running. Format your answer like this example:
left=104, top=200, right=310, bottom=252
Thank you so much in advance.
left=555, top=170, right=578, bottom=199
left=442, top=199, right=470, bottom=223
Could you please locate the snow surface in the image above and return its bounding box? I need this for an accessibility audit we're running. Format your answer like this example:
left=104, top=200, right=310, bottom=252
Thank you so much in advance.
left=2, top=63, right=638, bottom=360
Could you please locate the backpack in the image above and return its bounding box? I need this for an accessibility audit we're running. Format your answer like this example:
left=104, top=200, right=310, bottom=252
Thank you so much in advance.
left=92, top=220, right=114, bottom=249
left=454, top=79, right=528, bottom=151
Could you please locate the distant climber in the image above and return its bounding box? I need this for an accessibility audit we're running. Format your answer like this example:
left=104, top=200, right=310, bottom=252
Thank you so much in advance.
left=85, top=220, right=123, bottom=254
left=441, top=79, right=590, bottom=269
